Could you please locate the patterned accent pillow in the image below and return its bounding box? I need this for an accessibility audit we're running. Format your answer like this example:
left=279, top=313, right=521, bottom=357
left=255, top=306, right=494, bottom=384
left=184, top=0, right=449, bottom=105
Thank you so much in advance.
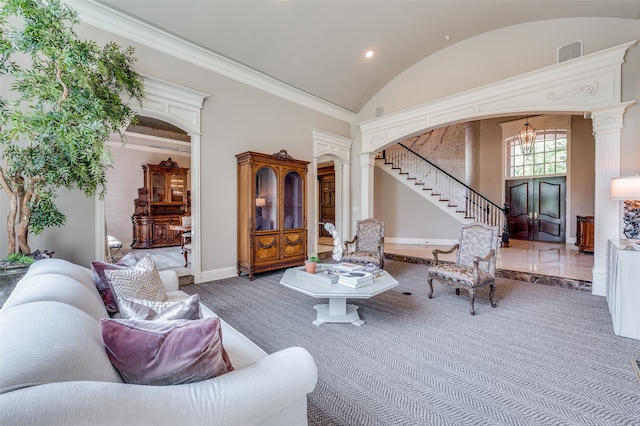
left=100, top=317, right=234, bottom=385
left=118, top=294, right=201, bottom=321
left=91, top=253, right=137, bottom=313
left=105, top=255, right=167, bottom=307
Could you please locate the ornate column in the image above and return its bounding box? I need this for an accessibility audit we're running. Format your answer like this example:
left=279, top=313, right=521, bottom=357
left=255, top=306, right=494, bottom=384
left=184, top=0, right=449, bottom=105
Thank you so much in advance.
left=589, top=101, right=634, bottom=295
left=359, top=152, right=378, bottom=219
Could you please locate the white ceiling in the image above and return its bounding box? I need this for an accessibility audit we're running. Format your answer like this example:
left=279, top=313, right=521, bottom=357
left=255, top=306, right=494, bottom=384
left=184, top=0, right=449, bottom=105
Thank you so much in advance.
left=99, top=1, right=640, bottom=113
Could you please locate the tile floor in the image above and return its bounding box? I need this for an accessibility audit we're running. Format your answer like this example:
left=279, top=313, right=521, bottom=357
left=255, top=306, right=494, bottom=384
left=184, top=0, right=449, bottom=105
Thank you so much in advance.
left=320, top=239, right=594, bottom=282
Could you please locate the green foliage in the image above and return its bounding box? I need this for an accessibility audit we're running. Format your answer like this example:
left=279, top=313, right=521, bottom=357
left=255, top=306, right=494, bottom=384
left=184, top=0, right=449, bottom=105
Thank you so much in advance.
left=308, top=256, right=320, bottom=263
left=3, top=252, right=35, bottom=265
left=0, top=0, right=144, bottom=253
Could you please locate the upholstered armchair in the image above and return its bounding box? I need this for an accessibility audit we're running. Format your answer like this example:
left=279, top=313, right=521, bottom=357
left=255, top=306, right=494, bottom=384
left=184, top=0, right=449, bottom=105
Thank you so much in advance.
left=427, top=222, right=500, bottom=315
left=341, top=218, right=385, bottom=268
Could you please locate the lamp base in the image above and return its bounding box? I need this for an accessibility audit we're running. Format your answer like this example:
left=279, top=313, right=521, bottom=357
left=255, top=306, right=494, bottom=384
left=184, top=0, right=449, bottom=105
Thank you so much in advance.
left=622, top=200, right=640, bottom=240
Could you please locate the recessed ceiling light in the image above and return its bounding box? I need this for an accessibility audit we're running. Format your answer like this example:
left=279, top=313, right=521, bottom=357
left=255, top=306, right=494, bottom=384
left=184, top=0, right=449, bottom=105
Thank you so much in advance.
left=365, top=50, right=374, bottom=59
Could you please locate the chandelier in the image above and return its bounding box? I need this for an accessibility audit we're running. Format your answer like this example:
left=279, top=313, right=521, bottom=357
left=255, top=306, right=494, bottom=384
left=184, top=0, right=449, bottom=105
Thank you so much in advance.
left=517, top=117, right=537, bottom=155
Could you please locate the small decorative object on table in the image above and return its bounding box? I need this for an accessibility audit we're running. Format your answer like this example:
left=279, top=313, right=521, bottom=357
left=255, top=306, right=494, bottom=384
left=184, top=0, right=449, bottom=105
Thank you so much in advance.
left=305, top=256, right=319, bottom=274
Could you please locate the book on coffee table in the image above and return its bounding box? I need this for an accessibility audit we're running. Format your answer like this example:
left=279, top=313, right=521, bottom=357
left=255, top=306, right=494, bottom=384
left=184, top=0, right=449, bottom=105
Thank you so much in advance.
left=332, top=262, right=364, bottom=273
left=338, top=271, right=374, bottom=288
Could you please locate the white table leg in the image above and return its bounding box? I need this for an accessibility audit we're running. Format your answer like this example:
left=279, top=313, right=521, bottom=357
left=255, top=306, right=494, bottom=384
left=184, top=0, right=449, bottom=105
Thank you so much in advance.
left=329, top=297, right=347, bottom=315
left=313, top=297, right=364, bottom=326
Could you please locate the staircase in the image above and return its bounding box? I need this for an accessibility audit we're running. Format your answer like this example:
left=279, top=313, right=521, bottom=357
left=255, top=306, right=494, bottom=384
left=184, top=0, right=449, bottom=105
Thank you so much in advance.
left=378, top=143, right=508, bottom=242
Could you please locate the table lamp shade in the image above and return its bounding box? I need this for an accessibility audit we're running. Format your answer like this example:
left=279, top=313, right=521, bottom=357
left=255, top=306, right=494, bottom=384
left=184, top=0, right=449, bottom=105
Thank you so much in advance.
left=611, top=175, right=640, bottom=240
left=610, top=176, right=640, bottom=200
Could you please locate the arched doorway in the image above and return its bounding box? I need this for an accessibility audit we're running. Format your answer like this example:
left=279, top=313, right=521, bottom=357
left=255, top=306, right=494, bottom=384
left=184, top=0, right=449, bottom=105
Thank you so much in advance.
left=358, top=41, right=636, bottom=294
left=310, top=129, right=353, bottom=257
left=96, top=76, right=207, bottom=283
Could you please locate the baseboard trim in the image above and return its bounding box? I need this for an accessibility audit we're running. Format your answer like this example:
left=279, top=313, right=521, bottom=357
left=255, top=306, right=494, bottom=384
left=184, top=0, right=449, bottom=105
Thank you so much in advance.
left=591, top=269, right=606, bottom=296
left=200, top=266, right=239, bottom=283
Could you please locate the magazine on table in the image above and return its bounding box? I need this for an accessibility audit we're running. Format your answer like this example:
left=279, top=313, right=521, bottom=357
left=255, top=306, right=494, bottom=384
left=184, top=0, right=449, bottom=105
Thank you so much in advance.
left=338, top=271, right=374, bottom=287
left=332, top=262, right=364, bottom=273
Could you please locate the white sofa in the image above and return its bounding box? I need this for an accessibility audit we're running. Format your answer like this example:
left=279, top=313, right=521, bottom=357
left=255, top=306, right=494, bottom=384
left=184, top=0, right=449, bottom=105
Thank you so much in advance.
left=0, top=258, right=318, bottom=425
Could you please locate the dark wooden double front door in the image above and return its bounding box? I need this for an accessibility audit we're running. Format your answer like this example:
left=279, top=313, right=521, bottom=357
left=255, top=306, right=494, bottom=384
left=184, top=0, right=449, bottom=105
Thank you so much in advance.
left=505, top=177, right=566, bottom=242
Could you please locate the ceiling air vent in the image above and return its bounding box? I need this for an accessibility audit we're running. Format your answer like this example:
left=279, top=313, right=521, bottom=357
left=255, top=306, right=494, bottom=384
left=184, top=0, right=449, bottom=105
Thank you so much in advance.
left=557, top=41, right=583, bottom=63
left=375, top=106, right=385, bottom=118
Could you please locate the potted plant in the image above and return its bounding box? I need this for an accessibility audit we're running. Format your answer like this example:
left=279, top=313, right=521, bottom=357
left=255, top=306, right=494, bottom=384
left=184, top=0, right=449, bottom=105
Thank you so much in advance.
left=0, top=0, right=144, bottom=257
left=305, top=256, right=320, bottom=274
left=0, top=252, right=34, bottom=307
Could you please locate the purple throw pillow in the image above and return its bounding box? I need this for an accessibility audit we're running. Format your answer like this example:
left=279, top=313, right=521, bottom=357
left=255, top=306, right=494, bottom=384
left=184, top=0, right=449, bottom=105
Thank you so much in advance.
left=91, top=253, right=137, bottom=313
left=101, top=317, right=234, bottom=386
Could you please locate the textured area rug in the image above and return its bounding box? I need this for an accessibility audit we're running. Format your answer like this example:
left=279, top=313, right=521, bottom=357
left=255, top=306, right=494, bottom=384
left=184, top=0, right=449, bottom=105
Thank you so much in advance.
left=181, top=260, right=640, bottom=426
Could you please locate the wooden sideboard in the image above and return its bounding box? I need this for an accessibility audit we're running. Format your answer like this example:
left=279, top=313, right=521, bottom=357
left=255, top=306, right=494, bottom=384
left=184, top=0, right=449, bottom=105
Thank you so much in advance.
left=132, top=158, right=190, bottom=249
left=575, top=215, right=594, bottom=253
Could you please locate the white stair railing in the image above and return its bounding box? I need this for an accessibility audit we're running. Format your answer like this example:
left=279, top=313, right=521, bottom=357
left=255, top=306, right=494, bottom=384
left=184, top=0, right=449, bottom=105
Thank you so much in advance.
left=382, top=144, right=508, bottom=240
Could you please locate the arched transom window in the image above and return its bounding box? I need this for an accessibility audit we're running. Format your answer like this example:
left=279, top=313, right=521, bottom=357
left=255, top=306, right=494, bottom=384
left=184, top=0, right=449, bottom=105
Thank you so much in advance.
left=501, top=115, right=571, bottom=179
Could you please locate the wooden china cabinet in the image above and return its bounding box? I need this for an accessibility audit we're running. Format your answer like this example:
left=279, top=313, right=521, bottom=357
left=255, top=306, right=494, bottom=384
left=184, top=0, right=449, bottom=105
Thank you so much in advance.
left=236, top=150, right=309, bottom=280
left=131, top=158, right=190, bottom=249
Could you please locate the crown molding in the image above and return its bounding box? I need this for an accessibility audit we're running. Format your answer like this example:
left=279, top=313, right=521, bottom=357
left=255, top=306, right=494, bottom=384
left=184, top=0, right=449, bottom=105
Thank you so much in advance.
left=65, top=0, right=354, bottom=123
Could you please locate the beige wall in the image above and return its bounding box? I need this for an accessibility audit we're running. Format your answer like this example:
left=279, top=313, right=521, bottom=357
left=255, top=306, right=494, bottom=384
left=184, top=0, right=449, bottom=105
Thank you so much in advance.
left=1, top=23, right=349, bottom=268
left=374, top=167, right=461, bottom=240
left=570, top=116, right=596, bottom=222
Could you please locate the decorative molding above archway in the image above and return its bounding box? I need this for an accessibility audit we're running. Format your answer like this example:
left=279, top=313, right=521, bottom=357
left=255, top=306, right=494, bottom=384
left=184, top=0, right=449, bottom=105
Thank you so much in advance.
left=359, top=40, right=636, bottom=152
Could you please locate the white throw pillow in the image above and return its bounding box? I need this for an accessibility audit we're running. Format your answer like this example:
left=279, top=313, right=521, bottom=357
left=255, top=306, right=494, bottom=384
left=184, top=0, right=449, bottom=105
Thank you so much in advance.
left=105, top=254, right=167, bottom=305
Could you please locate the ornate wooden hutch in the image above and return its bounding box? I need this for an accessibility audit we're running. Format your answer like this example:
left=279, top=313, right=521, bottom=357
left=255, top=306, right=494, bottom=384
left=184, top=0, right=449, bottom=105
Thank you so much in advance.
left=236, top=150, right=309, bottom=279
left=132, top=158, right=190, bottom=249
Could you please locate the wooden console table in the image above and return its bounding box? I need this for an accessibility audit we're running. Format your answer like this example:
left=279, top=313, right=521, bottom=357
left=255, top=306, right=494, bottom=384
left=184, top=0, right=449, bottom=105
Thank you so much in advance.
left=606, top=239, right=640, bottom=340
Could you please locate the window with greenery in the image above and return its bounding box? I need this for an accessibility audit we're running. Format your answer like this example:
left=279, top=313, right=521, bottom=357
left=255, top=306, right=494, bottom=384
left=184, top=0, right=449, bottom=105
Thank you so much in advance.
left=505, top=129, right=567, bottom=178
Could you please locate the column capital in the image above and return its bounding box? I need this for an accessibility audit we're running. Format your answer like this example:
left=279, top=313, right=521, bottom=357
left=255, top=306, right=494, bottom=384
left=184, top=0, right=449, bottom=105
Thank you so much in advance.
left=589, top=101, right=635, bottom=136
left=359, top=151, right=378, bottom=167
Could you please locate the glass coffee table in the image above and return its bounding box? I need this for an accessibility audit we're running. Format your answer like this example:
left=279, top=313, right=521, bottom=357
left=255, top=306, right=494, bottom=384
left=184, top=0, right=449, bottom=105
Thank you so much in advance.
left=280, top=266, right=398, bottom=326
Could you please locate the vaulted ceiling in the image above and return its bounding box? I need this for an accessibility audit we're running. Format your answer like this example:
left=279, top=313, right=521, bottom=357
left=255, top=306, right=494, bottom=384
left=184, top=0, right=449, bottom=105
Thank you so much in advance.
left=97, top=1, right=640, bottom=113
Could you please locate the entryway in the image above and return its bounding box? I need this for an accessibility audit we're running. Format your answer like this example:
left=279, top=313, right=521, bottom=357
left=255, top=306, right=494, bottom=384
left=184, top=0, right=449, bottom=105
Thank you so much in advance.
left=318, top=162, right=335, bottom=238
left=505, top=177, right=566, bottom=242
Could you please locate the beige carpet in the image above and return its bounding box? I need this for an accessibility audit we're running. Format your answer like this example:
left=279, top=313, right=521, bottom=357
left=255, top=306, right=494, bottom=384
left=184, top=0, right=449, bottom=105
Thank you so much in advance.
left=181, top=260, right=640, bottom=426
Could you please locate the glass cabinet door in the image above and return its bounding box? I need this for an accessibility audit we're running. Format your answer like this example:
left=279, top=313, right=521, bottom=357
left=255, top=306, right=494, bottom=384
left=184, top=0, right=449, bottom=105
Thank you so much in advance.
left=283, top=171, right=303, bottom=229
left=255, top=166, right=278, bottom=231
left=170, top=174, right=185, bottom=202
left=152, top=173, right=166, bottom=202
